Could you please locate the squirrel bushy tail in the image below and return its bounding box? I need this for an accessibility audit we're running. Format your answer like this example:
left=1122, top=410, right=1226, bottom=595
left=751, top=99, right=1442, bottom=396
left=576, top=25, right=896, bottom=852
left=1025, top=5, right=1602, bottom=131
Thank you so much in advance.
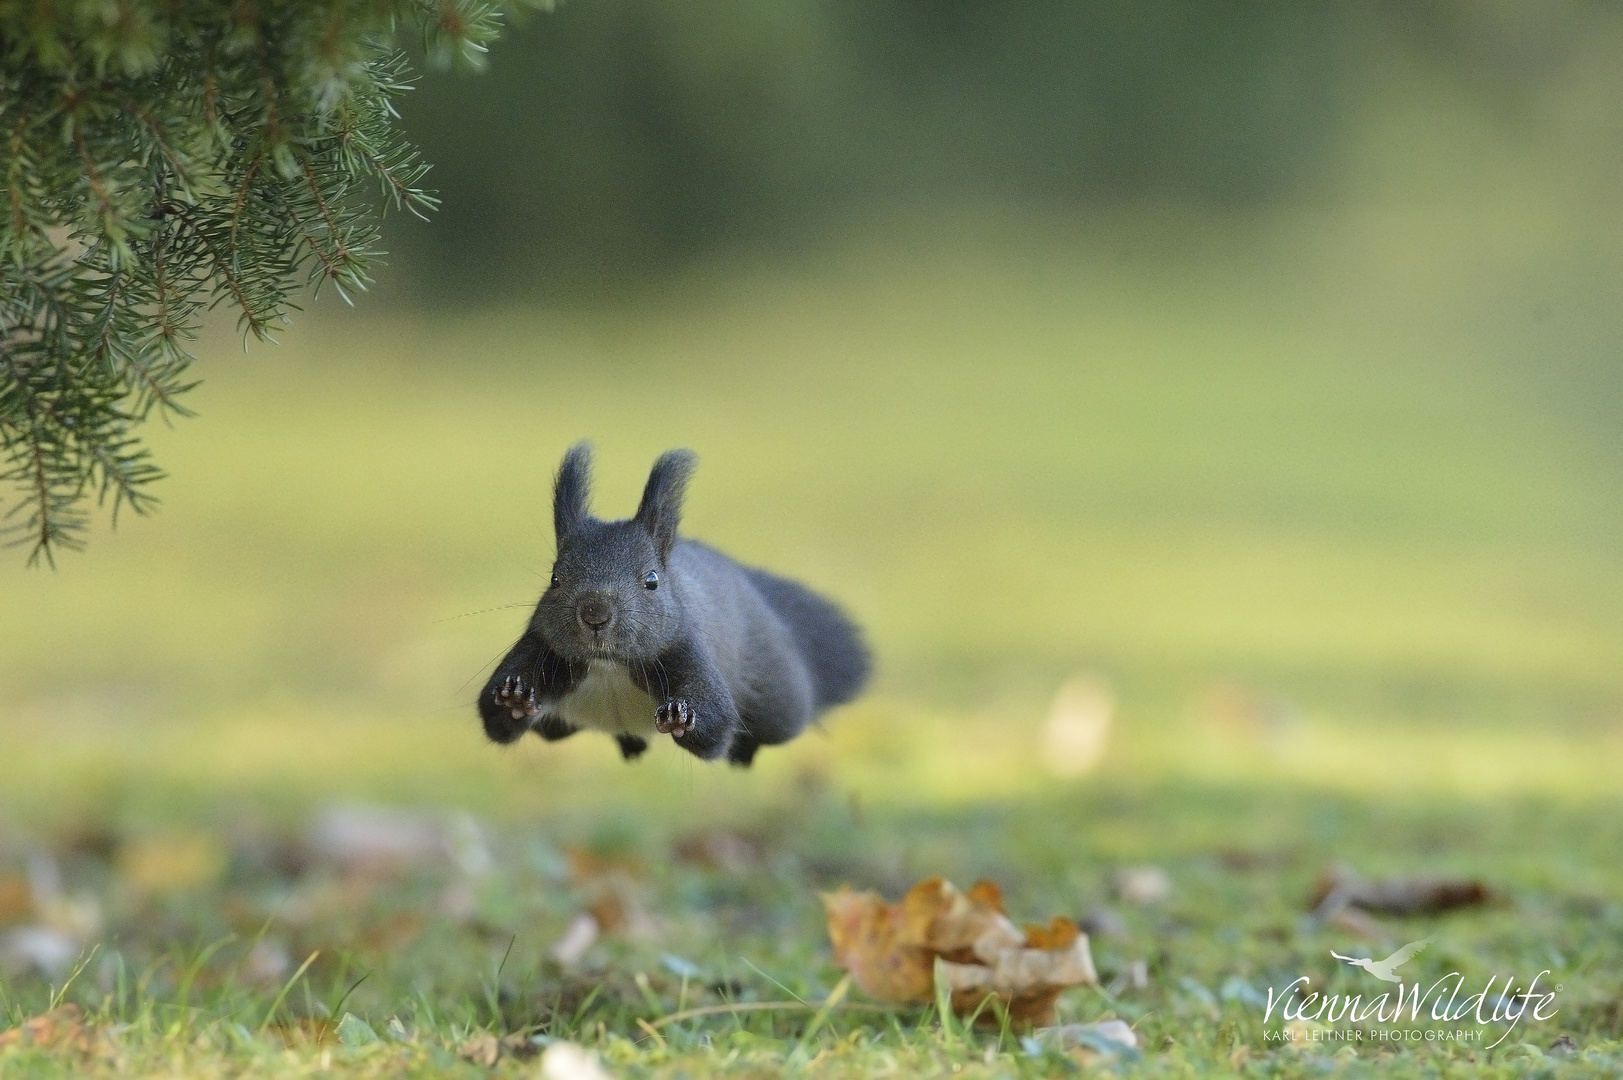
left=742, top=566, right=870, bottom=711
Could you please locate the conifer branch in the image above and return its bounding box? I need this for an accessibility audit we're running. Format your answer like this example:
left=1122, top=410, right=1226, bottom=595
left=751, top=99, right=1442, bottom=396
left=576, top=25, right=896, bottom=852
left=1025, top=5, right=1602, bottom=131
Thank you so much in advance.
left=1, top=0, right=547, bottom=564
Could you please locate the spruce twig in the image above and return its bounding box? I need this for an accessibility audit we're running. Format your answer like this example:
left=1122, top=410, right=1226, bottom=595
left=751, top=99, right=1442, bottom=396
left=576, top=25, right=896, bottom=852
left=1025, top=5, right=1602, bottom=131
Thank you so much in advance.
left=1, top=0, right=549, bottom=564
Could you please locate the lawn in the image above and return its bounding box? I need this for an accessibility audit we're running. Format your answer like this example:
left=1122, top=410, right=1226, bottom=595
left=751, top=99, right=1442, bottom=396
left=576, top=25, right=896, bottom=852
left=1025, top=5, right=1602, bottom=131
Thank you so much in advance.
left=1, top=212, right=1621, bottom=1077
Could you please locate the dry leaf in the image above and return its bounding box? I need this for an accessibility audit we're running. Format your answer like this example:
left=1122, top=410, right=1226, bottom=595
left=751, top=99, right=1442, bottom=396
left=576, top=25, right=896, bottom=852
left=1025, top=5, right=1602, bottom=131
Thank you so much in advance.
left=566, top=848, right=659, bottom=942
left=118, top=831, right=227, bottom=895
left=672, top=830, right=760, bottom=872
left=452, top=1030, right=547, bottom=1066
left=1110, top=866, right=1171, bottom=906
left=564, top=847, right=645, bottom=883
left=0, top=1005, right=94, bottom=1053
left=360, top=912, right=427, bottom=952
left=822, top=885, right=935, bottom=1002
left=458, top=1031, right=501, bottom=1067
left=1309, top=863, right=1492, bottom=918
left=540, top=1041, right=616, bottom=1080
left=550, top=913, right=600, bottom=967
left=500, top=1032, right=543, bottom=1059
left=0, top=876, right=32, bottom=926
left=822, top=876, right=1097, bottom=1028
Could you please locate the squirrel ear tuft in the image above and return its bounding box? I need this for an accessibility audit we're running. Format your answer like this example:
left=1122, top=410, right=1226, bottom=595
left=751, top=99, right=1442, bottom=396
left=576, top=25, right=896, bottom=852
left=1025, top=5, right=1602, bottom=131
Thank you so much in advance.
left=635, top=449, right=696, bottom=561
left=554, top=442, right=593, bottom=542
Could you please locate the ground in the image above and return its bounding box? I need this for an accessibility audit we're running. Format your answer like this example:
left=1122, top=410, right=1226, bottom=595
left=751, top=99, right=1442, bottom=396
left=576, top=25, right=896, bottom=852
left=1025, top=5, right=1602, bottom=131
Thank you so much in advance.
left=1, top=218, right=1621, bottom=1076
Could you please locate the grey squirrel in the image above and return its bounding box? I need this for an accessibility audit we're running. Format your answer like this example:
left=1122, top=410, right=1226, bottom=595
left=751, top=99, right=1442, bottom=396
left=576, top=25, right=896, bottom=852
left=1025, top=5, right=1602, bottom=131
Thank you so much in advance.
left=478, top=443, right=870, bottom=765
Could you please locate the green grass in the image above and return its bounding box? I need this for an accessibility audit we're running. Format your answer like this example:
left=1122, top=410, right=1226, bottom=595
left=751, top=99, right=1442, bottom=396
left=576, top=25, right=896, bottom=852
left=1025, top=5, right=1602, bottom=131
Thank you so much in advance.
left=1, top=209, right=1621, bottom=1076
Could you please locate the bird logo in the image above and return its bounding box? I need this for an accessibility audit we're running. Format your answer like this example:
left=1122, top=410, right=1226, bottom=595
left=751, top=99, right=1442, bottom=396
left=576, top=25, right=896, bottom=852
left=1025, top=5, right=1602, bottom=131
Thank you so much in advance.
left=1330, top=936, right=1437, bottom=983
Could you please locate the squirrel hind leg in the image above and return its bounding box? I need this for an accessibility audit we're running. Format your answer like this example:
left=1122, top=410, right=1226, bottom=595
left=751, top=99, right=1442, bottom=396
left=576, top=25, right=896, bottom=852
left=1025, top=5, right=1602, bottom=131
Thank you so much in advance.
left=616, top=735, right=649, bottom=761
left=531, top=715, right=579, bottom=742
left=726, top=736, right=761, bottom=768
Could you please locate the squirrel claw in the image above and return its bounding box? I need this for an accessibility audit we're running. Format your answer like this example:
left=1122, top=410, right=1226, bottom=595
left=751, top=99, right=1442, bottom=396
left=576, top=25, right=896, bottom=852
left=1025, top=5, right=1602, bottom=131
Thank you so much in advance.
left=655, top=699, right=695, bottom=738
left=495, top=675, right=541, bottom=722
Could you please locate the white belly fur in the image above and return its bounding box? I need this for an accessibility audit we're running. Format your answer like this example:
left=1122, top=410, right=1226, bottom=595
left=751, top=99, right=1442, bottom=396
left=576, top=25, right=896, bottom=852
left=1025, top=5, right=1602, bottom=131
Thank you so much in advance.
left=556, top=659, right=657, bottom=736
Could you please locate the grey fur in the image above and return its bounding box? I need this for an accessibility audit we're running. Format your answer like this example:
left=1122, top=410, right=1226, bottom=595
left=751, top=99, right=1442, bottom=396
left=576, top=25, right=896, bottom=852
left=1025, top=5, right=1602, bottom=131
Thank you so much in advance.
left=478, top=443, right=870, bottom=765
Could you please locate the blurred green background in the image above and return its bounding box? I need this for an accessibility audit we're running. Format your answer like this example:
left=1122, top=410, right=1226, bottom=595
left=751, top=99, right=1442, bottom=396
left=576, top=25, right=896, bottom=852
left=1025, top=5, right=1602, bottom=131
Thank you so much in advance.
left=2, top=0, right=1622, bottom=824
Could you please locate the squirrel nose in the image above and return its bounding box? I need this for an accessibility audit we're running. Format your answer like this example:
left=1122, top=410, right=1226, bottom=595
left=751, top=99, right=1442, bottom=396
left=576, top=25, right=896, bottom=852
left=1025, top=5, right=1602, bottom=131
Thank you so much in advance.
left=578, top=600, right=611, bottom=629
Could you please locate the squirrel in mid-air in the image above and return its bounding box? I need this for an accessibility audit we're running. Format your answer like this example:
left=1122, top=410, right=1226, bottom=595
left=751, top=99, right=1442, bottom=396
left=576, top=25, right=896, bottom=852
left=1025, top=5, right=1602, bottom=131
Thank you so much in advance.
left=478, top=443, right=870, bottom=765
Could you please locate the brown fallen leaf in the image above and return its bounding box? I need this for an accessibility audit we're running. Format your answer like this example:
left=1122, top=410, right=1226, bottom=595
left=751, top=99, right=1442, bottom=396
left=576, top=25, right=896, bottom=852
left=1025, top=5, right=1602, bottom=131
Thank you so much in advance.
left=453, top=1030, right=545, bottom=1065
left=1309, top=862, right=1493, bottom=918
left=822, top=876, right=1097, bottom=1028
left=458, top=1031, right=501, bottom=1067
left=0, top=876, right=32, bottom=926
left=500, top=1031, right=545, bottom=1060
left=0, top=1004, right=94, bottom=1053
left=565, top=846, right=645, bottom=883
left=672, top=830, right=761, bottom=872
left=567, top=846, right=659, bottom=942
left=822, top=885, right=934, bottom=1002
left=360, top=911, right=427, bottom=952
left=118, top=831, right=227, bottom=896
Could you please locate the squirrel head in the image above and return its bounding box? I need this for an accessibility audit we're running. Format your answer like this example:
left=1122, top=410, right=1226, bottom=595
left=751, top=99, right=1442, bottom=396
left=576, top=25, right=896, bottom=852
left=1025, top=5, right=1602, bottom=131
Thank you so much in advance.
left=531, top=443, right=697, bottom=661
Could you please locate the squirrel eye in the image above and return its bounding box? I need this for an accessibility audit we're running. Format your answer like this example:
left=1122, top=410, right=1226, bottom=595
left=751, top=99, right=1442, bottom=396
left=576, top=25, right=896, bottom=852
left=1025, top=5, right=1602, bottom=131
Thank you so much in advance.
left=643, top=571, right=659, bottom=590
left=549, top=573, right=560, bottom=589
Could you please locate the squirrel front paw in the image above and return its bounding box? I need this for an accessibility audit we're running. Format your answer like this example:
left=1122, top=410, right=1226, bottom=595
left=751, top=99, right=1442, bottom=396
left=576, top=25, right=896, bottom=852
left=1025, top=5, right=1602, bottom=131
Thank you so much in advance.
left=495, top=675, right=541, bottom=722
left=655, top=699, right=695, bottom=738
